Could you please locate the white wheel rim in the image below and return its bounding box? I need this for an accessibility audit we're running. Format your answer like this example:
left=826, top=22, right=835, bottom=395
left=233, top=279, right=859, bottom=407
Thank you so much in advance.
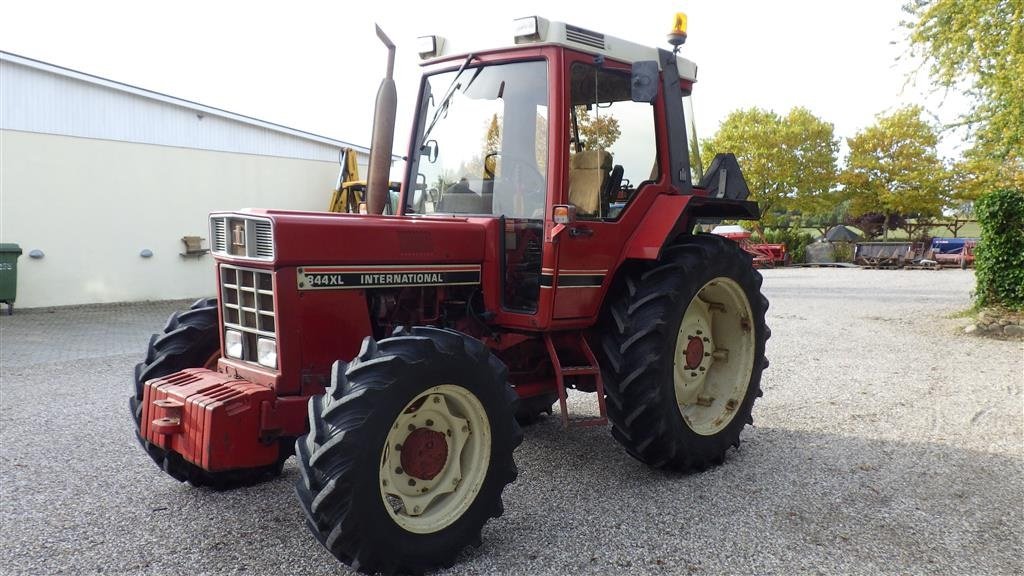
left=379, top=384, right=491, bottom=534
left=673, top=277, right=756, bottom=436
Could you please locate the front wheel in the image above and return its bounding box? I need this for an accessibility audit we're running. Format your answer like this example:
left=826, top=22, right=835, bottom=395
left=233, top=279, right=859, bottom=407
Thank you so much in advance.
left=295, top=327, right=521, bottom=574
left=602, top=234, right=770, bottom=471
left=130, top=297, right=290, bottom=488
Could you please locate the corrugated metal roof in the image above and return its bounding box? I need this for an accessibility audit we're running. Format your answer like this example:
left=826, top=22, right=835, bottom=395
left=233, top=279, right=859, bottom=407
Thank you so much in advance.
left=0, top=51, right=377, bottom=162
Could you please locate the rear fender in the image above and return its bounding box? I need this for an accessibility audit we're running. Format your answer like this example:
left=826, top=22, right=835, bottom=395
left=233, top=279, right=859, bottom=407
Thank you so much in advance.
left=622, top=194, right=760, bottom=261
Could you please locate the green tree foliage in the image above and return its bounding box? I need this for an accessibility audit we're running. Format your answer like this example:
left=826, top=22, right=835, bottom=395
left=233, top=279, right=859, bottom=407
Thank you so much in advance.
left=973, top=189, right=1024, bottom=309
left=574, top=107, right=621, bottom=150
left=841, top=106, right=949, bottom=237
left=904, top=0, right=1024, bottom=192
left=803, top=199, right=852, bottom=237
left=702, top=107, right=838, bottom=227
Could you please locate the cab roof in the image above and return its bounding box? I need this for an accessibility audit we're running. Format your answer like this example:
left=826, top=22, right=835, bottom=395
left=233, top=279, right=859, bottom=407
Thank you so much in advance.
left=420, top=16, right=697, bottom=83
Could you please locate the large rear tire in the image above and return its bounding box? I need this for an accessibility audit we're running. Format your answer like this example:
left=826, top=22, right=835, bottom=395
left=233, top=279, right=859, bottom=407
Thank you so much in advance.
left=130, top=297, right=289, bottom=488
left=601, top=234, right=770, bottom=471
left=295, top=326, right=521, bottom=575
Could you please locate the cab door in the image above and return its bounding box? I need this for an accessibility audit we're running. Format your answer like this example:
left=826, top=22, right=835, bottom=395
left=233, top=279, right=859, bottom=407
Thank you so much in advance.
left=552, top=56, right=661, bottom=319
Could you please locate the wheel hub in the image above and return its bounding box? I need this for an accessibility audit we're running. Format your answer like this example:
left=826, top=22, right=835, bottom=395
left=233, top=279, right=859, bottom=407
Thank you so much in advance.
left=673, top=277, right=756, bottom=436
left=379, top=385, right=492, bottom=534
left=684, top=336, right=704, bottom=369
left=401, top=427, right=448, bottom=480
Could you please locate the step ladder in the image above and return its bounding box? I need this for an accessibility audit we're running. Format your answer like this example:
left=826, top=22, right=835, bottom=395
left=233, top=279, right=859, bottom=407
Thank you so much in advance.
left=543, top=332, right=608, bottom=427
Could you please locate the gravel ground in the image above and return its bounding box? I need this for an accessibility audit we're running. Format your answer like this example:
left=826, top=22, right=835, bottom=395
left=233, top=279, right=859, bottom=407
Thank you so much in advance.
left=1, top=268, right=1021, bottom=575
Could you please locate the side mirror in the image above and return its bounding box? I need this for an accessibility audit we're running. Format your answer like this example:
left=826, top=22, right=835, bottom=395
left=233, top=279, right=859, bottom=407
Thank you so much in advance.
left=631, top=61, right=658, bottom=103
left=421, top=139, right=439, bottom=163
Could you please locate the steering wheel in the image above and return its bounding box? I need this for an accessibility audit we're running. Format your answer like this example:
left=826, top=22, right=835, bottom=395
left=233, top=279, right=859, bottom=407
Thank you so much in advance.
left=485, top=151, right=546, bottom=218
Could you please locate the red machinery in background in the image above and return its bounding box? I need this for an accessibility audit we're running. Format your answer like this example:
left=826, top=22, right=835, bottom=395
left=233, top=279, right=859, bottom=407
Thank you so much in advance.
left=712, top=225, right=789, bottom=267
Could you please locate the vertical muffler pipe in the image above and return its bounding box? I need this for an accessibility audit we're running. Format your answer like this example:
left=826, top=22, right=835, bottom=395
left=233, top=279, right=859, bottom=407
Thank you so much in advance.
left=366, top=25, right=397, bottom=215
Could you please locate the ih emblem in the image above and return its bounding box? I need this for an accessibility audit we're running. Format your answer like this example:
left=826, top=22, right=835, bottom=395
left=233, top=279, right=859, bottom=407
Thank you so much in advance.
left=230, top=221, right=246, bottom=255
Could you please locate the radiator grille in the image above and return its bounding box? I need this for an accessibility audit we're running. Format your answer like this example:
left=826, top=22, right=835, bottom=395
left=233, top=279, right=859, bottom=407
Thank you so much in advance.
left=212, top=218, right=228, bottom=253
left=209, top=215, right=274, bottom=261
left=254, top=221, right=274, bottom=259
left=220, top=264, right=275, bottom=363
left=565, top=24, right=605, bottom=50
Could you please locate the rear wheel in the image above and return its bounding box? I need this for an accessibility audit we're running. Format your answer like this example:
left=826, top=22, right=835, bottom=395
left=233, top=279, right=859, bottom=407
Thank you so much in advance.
left=296, top=327, right=521, bottom=574
left=130, top=297, right=289, bottom=488
left=601, top=234, right=770, bottom=471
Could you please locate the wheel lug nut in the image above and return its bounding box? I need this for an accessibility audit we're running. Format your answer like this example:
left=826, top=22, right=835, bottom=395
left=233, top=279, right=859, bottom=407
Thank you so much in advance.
left=395, top=467, right=403, bottom=475
left=425, top=419, right=434, bottom=427
left=421, top=487, right=428, bottom=493
left=699, top=367, right=705, bottom=372
left=408, top=478, right=416, bottom=486
left=408, top=424, right=416, bottom=432
left=395, top=443, right=402, bottom=451
left=433, top=397, right=440, bottom=403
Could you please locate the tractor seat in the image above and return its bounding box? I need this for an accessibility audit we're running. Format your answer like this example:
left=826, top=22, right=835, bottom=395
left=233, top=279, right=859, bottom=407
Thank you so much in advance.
left=569, top=150, right=612, bottom=216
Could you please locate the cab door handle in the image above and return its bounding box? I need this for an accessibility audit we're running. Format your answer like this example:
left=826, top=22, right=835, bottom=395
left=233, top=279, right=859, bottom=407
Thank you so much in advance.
left=569, top=226, right=593, bottom=238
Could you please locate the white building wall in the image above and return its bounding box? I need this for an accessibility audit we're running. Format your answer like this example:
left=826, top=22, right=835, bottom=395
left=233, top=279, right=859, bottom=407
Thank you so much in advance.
left=1, top=129, right=344, bottom=308
left=0, top=52, right=391, bottom=309
left=1, top=54, right=370, bottom=165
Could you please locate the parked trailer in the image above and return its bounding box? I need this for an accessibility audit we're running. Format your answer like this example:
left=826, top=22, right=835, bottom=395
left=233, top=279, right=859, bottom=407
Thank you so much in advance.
left=854, top=242, right=919, bottom=268
left=929, top=237, right=977, bottom=268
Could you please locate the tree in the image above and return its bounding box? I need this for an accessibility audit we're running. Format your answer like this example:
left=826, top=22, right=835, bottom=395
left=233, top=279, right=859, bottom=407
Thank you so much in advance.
left=803, top=199, right=853, bottom=237
left=482, top=113, right=501, bottom=176
left=780, top=108, right=843, bottom=228
left=574, top=106, right=621, bottom=150
left=702, top=107, right=839, bottom=228
left=904, top=0, right=1024, bottom=192
left=841, top=106, right=950, bottom=239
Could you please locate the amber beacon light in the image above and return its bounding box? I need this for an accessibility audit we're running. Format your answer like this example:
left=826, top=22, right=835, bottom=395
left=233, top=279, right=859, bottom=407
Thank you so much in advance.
left=668, top=12, right=688, bottom=48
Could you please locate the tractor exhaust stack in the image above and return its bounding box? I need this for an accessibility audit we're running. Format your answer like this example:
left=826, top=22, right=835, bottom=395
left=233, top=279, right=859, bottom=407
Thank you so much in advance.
left=366, top=25, right=397, bottom=215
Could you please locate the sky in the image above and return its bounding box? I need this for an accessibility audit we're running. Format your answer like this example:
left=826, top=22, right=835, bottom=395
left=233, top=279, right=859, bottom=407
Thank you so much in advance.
left=0, top=0, right=970, bottom=161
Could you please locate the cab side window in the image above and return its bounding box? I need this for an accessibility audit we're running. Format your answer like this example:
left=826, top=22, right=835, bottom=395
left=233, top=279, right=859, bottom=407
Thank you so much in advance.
left=568, top=63, right=658, bottom=220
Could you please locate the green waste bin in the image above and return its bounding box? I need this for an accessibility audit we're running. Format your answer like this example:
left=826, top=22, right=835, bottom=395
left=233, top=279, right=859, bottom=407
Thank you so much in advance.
left=0, top=243, right=23, bottom=315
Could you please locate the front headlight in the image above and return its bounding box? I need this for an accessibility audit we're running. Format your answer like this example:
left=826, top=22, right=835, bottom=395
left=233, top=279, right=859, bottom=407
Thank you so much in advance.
left=257, top=338, right=277, bottom=369
left=225, top=330, right=243, bottom=359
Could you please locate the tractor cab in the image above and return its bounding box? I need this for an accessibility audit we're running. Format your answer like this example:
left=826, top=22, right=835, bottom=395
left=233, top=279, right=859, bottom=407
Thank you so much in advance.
left=402, top=16, right=708, bottom=325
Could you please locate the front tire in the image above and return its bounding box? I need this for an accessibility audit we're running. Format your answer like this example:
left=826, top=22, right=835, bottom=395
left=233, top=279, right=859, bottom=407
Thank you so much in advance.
left=130, top=297, right=289, bottom=488
left=601, top=234, right=770, bottom=471
left=295, top=327, right=522, bottom=574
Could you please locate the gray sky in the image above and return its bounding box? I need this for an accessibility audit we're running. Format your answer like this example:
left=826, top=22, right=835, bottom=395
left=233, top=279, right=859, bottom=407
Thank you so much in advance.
left=1, top=0, right=969, bottom=160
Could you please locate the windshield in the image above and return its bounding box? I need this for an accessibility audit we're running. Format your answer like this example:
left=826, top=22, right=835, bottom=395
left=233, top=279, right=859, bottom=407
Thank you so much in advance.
left=406, top=60, right=549, bottom=220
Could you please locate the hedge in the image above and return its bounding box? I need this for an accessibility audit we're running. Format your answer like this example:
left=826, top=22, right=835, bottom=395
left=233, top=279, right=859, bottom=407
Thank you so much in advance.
left=974, top=188, right=1024, bottom=309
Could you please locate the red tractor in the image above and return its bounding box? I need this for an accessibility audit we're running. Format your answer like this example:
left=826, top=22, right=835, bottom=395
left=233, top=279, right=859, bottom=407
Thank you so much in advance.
left=131, top=15, right=769, bottom=574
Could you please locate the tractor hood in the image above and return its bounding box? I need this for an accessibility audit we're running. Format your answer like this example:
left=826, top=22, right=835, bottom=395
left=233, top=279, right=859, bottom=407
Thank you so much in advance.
left=224, top=209, right=487, bottom=267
